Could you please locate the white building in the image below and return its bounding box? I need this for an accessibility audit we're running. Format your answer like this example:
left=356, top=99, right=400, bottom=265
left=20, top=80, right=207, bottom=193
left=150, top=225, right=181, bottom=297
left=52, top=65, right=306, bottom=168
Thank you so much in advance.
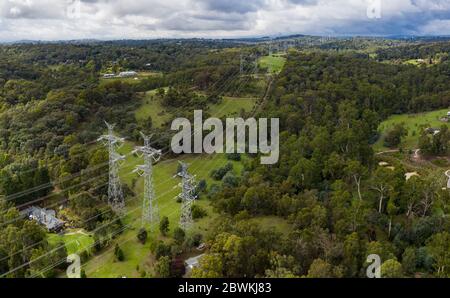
left=118, top=71, right=138, bottom=78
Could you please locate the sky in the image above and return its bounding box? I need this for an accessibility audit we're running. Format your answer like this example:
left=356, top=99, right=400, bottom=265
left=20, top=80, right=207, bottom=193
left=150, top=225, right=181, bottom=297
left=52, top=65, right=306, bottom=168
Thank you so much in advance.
left=0, top=0, right=450, bottom=41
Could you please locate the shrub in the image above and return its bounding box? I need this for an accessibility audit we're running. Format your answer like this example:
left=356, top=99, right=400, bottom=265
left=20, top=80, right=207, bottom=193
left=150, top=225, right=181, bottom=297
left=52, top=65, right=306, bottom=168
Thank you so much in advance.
left=114, top=244, right=124, bottom=262
left=192, top=204, right=207, bottom=219
left=222, top=172, right=240, bottom=188
left=173, top=227, right=186, bottom=244
left=384, top=124, right=407, bottom=148
left=137, top=228, right=148, bottom=244
left=155, top=256, right=171, bottom=278
left=160, top=216, right=169, bottom=236
left=226, top=152, right=241, bottom=161
left=155, top=242, right=171, bottom=260
left=210, top=162, right=233, bottom=180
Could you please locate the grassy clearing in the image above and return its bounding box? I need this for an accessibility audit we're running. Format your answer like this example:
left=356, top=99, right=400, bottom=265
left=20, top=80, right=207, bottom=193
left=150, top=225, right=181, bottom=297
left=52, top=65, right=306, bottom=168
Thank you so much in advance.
left=373, top=108, right=450, bottom=151
left=135, top=89, right=170, bottom=128
left=249, top=216, right=293, bottom=236
left=135, top=90, right=257, bottom=128
left=403, top=59, right=423, bottom=66
left=81, top=79, right=275, bottom=277
left=402, top=58, right=443, bottom=67
left=48, top=230, right=94, bottom=255
left=208, top=96, right=257, bottom=118
left=83, top=144, right=245, bottom=277
left=259, top=55, right=286, bottom=74
left=100, top=72, right=162, bottom=86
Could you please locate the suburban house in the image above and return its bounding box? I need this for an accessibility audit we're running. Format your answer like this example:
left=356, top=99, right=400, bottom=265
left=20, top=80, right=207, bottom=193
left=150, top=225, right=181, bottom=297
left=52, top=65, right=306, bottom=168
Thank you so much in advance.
left=22, top=206, right=64, bottom=232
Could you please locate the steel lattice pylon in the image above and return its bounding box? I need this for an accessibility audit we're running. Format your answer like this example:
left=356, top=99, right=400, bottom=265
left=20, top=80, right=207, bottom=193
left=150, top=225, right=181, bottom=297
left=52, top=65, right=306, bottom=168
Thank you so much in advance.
left=97, top=122, right=126, bottom=214
left=175, top=162, right=197, bottom=231
left=240, top=53, right=244, bottom=75
left=133, top=132, right=162, bottom=228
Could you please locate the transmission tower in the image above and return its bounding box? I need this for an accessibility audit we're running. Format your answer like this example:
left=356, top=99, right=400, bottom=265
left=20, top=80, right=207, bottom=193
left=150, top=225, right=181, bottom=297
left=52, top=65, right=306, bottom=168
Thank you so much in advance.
left=97, top=122, right=126, bottom=214
left=254, top=56, right=259, bottom=74
left=240, top=53, right=244, bottom=75
left=175, top=162, right=197, bottom=231
left=133, top=132, right=162, bottom=228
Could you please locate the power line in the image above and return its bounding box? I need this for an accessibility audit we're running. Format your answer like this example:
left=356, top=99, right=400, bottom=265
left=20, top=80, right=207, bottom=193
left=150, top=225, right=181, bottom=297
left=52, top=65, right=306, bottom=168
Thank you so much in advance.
left=175, top=162, right=197, bottom=231
left=97, top=122, right=126, bottom=215
left=1, top=52, right=243, bottom=206
left=1, top=64, right=260, bottom=277
left=133, top=132, right=162, bottom=228
left=240, top=53, right=244, bottom=75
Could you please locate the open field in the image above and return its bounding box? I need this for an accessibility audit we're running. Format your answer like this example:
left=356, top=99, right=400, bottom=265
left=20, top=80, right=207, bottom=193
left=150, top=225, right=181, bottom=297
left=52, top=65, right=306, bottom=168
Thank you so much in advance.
left=81, top=81, right=273, bottom=277
left=48, top=230, right=94, bottom=255
left=61, top=67, right=280, bottom=277
left=135, top=89, right=170, bottom=128
left=249, top=216, right=293, bottom=236
left=208, top=96, right=257, bottom=117
left=259, top=55, right=286, bottom=74
left=135, top=90, right=257, bottom=128
left=100, top=72, right=162, bottom=86
left=82, top=141, right=245, bottom=277
left=373, top=108, right=450, bottom=151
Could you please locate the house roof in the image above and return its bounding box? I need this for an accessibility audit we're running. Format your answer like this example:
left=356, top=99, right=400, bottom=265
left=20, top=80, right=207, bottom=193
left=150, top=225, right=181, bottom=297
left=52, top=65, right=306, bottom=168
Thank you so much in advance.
left=23, top=206, right=64, bottom=230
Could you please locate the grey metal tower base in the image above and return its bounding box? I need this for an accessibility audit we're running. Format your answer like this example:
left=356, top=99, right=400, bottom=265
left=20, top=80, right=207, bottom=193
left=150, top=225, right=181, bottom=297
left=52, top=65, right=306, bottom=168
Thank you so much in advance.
left=176, top=162, right=197, bottom=231
left=97, top=122, right=126, bottom=215
left=133, top=132, right=162, bottom=228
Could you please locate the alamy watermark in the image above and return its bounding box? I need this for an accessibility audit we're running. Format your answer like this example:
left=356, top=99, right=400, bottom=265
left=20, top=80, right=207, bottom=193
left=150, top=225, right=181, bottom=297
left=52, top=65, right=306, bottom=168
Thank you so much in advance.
left=66, top=0, right=81, bottom=19
left=171, top=110, right=279, bottom=165
left=366, top=254, right=381, bottom=278
left=66, top=253, right=81, bottom=278
left=367, top=0, right=382, bottom=19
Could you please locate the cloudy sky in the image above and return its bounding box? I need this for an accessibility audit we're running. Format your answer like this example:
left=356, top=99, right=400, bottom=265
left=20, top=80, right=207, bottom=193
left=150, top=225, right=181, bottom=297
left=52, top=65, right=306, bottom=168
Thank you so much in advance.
left=0, top=0, right=450, bottom=41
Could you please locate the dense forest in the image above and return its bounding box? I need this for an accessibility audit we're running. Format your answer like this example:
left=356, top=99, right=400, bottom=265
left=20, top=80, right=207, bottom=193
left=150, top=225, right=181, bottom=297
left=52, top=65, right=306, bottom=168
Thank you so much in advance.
left=193, top=50, right=450, bottom=278
left=0, top=37, right=449, bottom=278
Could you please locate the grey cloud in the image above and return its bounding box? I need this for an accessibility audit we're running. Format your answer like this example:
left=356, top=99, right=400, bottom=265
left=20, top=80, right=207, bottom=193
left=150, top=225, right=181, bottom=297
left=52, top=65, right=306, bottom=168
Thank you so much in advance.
left=198, top=0, right=267, bottom=14
left=1, top=0, right=450, bottom=41
left=0, top=1, right=65, bottom=19
left=147, top=10, right=254, bottom=31
left=324, top=6, right=450, bottom=36
left=287, top=0, right=318, bottom=5
left=411, top=0, right=450, bottom=9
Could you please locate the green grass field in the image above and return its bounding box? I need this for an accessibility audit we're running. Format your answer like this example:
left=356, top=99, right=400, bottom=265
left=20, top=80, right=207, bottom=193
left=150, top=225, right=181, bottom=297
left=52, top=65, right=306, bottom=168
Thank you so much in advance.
left=135, top=90, right=257, bottom=128
left=208, top=96, right=256, bottom=117
left=259, top=55, right=286, bottom=74
left=249, top=216, right=293, bottom=236
left=81, top=83, right=253, bottom=276
left=373, top=108, right=450, bottom=151
left=135, top=89, right=170, bottom=128
left=48, top=230, right=94, bottom=255
left=100, top=72, right=162, bottom=86
left=76, top=79, right=281, bottom=277
left=82, top=142, right=244, bottom=277
left=402, top=58, right=443, bottom=67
